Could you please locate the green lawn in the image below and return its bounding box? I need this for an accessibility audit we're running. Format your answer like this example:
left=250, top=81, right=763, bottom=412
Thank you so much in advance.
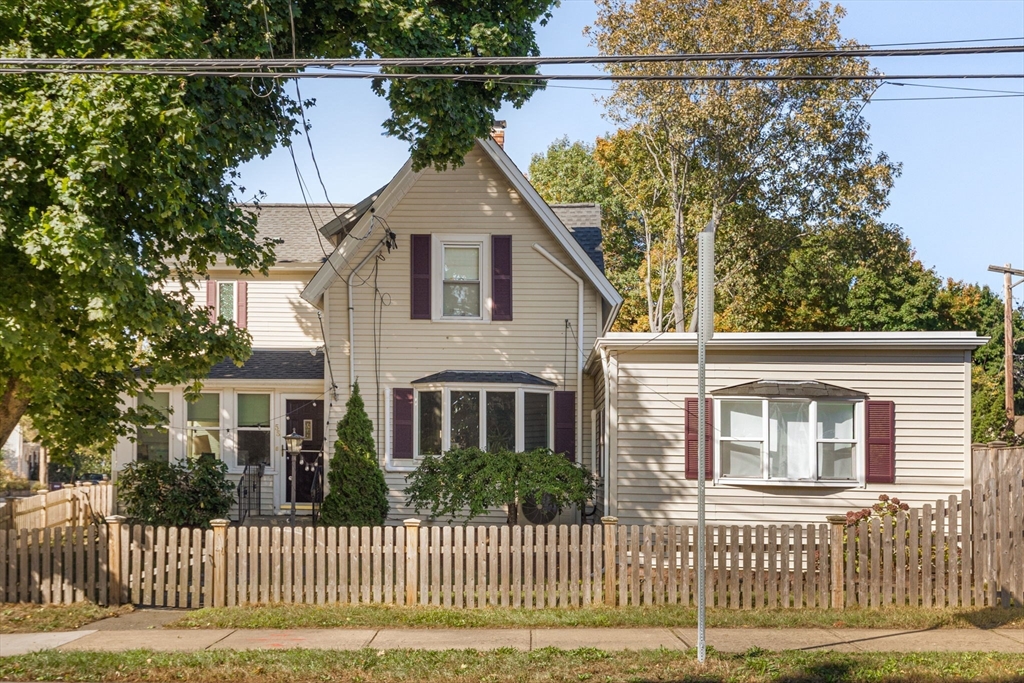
left=2, top=648, right=1022, bottom=682
left=168, top=603, right=1024, bottom=631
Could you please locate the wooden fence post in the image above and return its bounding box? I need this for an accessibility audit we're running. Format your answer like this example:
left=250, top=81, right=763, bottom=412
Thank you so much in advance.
left=601, top=516, right=618, bottom=606
left=404, top=519, right=420, bottom=606
left=106, top=515, right=125, bottom=606
left=827, top=515, right=846, bottom=609
left=211, top=519, right=229, bottom=608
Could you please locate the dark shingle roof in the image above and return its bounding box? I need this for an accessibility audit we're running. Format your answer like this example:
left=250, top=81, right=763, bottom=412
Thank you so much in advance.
left=551, top=203, right=601, bottom=229
left=551, top=204, right=605, bottom=273
left=208, top=349, right=324, bottom=380
left=247, top=204, right=352, bottom=265
left=411, top=370, right=557, bottom=387
left=712, top=380, right=867, bottom=399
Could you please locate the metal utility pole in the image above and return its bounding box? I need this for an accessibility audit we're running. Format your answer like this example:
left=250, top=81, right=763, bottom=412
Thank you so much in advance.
left=696, top=230, right=714, bottom=664
left=987, top=264, right=1024, bottom=425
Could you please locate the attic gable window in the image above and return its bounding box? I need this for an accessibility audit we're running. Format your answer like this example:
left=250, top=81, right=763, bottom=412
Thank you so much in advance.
left=429, top=234, right=491, bottom=322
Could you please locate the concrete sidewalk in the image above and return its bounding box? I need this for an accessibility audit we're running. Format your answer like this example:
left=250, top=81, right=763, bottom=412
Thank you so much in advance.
left=3, top=627, right=1021, bottom=657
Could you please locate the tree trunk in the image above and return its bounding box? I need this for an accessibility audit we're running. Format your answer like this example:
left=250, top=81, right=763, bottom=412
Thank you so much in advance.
left=0, top=375, right=30, bottom=446
left=506, top=499, right=518, bottom=526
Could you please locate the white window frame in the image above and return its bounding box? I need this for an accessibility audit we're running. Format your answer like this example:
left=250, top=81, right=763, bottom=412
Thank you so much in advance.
left=235, top=392, right=273, bottom=471
left=384, top=384, right=554, bottom=472
left=135, top=391, right=172, bottom=464
left=714, top=397, right=865, bottom=487
left=184, top=391, right=223, bottom=461
left=431, top=234, right=491, bottom=322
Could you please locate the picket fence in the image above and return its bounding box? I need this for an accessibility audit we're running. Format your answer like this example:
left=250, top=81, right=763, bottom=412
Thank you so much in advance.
left=1, top=483, right=1021, bottom=609
left=0, top=483, right=114, bottom=532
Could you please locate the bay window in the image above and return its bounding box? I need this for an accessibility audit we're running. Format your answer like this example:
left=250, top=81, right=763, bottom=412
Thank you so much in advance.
left=404, top=386, right=553, bottom=461
left=716, top=398, right=860, bottom=483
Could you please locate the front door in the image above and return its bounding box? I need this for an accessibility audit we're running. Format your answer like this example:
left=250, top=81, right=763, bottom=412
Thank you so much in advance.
left=285, top=399, right=325, bottom=504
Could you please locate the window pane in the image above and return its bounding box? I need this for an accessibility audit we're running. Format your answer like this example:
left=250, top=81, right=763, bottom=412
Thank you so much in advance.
left=819, top=443, right=856, bottom=480
left=721, top=400, right=762, bottom=438
left=443, top=246, right=479, bottom=280
left=486, top=391, right=516, bottom=452
left=187, top=393, right=220, bottom=427
left=238, top=394, right=270, bottom=427
left=450, top=391, right=480, bottom=450
left=721, top=441, right=761, bottom=478
left=418, top=391, right=442, bottom=456
left=136, top=426, right=169, bottom=463
left=218, top=282, right=235, bottom=321
left=818, top=402, right=855, bottom=440
left=237, top=430, right=270, bottom=466
left=138, top=392, right=170, bottom=422
left=187, top=427, right=222, bottom=460
left=769, top=401, right=812, bottom=479
left=443, top=282, right=480, bottom=317
left=524, top=393, right=550, bottom=451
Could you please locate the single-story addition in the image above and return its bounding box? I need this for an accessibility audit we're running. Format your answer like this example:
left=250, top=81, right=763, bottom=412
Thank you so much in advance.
left=590, top=331, right=987, bottom=527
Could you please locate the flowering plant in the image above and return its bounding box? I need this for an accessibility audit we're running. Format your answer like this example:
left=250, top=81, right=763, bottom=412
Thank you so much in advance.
left=845, top=494, right=911, bottom=527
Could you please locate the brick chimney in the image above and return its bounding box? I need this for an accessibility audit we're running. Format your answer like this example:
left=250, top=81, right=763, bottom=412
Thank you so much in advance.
left=491, top=120, right=507, bottom=148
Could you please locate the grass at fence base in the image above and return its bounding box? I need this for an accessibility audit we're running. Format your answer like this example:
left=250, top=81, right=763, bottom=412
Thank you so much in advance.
left=168, top=604, right=1024, bottom=631
left=0, top=603, right=133, bottom=634
left=2, top=648, right=1022, bottom=683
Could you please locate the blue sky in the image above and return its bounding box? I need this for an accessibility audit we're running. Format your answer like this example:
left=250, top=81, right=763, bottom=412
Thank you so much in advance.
left=235, top=0, right=1024, bottom=298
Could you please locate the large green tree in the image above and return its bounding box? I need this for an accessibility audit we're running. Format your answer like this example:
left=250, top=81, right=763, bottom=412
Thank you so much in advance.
left=0, top=0, right=555, bottom=453
left=588, top=0, right=898, bottom=330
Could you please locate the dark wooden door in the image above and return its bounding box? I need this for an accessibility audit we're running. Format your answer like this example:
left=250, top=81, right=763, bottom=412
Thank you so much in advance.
left=285, top=399, right=325, bottom=504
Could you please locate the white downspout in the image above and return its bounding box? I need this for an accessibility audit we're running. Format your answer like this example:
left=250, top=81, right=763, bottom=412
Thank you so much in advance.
left=598, top=345, right=611, bottom=514
left=347, top=242, right=385, bottom=398
left=533, top=243, right=584, bottom=466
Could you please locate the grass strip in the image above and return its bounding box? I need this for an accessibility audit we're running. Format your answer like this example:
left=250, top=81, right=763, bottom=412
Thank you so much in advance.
left=168, top=603, right=1024, bottom=631
left=1, top=647, right=1022, bottom=682
left=1, top=603, right=133, bottom=634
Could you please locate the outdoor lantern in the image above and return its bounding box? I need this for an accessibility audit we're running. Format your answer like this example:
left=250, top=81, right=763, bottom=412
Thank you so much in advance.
left=285, top=431, right=304, bottom=455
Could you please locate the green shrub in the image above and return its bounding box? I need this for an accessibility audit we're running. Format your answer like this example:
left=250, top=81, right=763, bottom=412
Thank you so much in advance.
left=117, top=457, right=234, bottom=527
left=319, top=383, right=389, bottom=526
left=406, top=446, right=594, bottom=525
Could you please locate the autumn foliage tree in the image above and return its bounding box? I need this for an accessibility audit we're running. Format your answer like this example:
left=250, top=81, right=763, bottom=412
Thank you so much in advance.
left=0, top=0, right=557, bottom=453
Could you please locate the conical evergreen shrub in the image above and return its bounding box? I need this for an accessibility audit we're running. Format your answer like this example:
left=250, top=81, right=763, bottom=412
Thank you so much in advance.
left=319, top=382, right=390, bottom=526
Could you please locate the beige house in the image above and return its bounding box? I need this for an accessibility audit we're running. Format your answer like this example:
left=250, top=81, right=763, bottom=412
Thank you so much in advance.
left=591, top=332, right=986, bottom=526
left=112, top=135, right=986, bottom=526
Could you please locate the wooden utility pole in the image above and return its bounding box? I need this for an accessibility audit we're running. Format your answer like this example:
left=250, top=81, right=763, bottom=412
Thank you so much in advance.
left=987, top=264, right=1024, bottom=424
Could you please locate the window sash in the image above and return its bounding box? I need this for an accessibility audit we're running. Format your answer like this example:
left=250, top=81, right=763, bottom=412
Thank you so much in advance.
left=218, top=281, right=236, bottom=322
left=407, top=386, right=553, bottom=460
left=716, top=398, right=860, bottom=483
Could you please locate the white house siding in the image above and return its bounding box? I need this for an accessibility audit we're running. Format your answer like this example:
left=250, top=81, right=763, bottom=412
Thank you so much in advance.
left=606, top=346, right=973, bottom=527
left=323, top=146, right=603, bottom=523
left=200, top=273, right=323, bottom=349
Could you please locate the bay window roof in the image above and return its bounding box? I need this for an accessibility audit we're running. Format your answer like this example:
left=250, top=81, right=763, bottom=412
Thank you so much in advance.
left=712, top=380, right=866, bottom=399
left=411, top=370, right=556, bottom=387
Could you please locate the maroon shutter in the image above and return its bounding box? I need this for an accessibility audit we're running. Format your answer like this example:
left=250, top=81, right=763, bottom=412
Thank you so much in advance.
left=685, top=397, right=713, bottom=480
left=491, top=235, right=513, bottom=321
left=206, top=280, right=217, bottom=323
left=554, top=391, right=576, bottom=462
left=410, top=234, right=431, bottom=319
left=865, top=400, right=896, bottom=483
left=393, top=388, right=414, bottom=459
left=236, top=281, right=248, bottom=329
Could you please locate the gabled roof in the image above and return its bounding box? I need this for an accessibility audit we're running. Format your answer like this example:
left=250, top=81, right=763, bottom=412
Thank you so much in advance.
left=300, top=139, right=623, bottom=318
left=234, top=203, right=352, bottom=266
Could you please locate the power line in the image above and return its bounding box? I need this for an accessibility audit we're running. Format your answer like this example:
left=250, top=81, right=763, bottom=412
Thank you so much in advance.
left=1, top=67, right=1020, bottom=81
left=2, top=43, right=1021, bottom=70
